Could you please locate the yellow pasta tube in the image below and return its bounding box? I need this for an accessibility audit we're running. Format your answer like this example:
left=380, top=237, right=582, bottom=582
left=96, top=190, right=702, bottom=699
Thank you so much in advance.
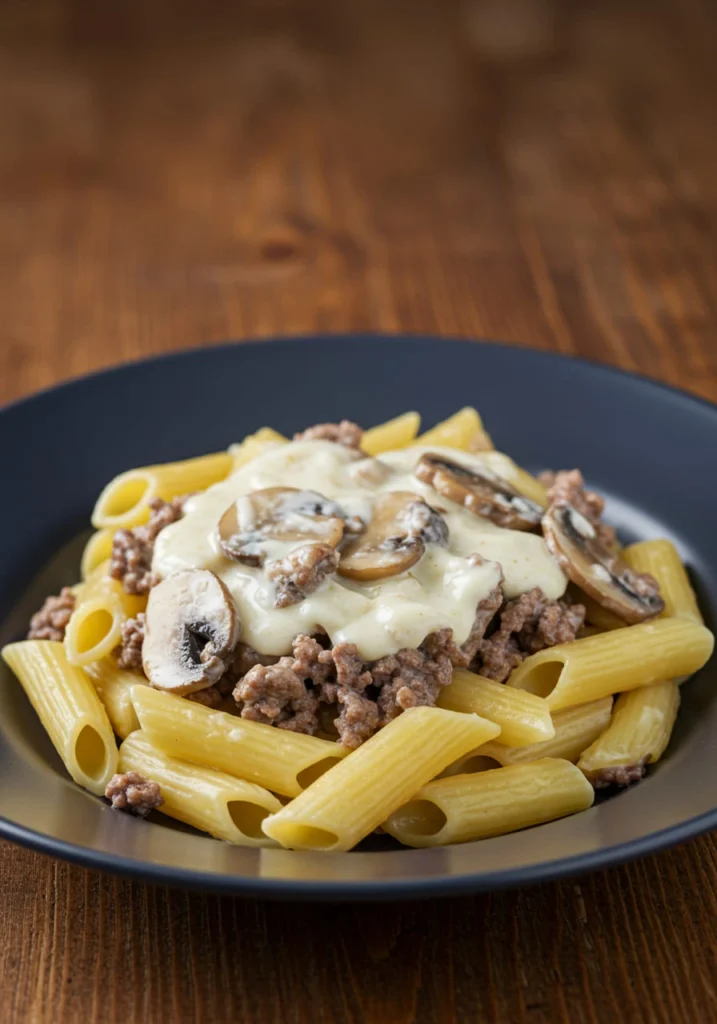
left=79, top=564, right=147, bottom=619
left=2, top=641, right=118, bottom=795
left=442, top=697, right=614, bottom=776
left=262, top=707, right=500, bottom=852
left=64, top=591, right=124, bottom=667
left=361, top=412, right=421, bottom=455
left=118, top=732, right=282, bottom=846
left=383, top=758, right=594, bottom=847
left=131, top=685, right=348, bottom=797
left=624, top=540, right=702, bottom=623
left=80, top=529, right=115, bottom=580
left=507, top=618, right=713, bottom=710
left=578, top=681, right=680, bottom=781
left=415, top=407, right=494, bottom=452
left=92, top=451, right=233, bottom=530
left=438, top=669, right=555, bottom=746
left=230, top=428, right=288, bottom=471
left=580, top=593, right=626, bottom=632
left=84, top=658, right=146, bottom=738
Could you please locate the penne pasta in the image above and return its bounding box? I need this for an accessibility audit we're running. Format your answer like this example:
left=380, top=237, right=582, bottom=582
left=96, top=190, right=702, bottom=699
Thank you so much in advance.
left=80, top=529, right=115, bottom=581
left=580, top=593, right=626, bottom=632
left=64, top=590, right=125, bottom=667
left=507, top=617, right=714, bottom=710
left=415, top=407, right=494, bottom=452
left=118, top=731, right=281, bottom=846
left=230, top=428, right=289, bottom=471
left=262, top=707, right=500, bottom=852
left=443, top=697, right=614, bottom=776
left=131, top=685, right=349, bottom=797
left=79, top=563, right=147, bottom=619
left=578, top=681, right=680, bottom=782
left=624, top=539, right=702, bottom=623
left=383, top=758, right=595, bottom=847
left=92, top=451, right=233, bottom=530
left=361, top=412, right=420, bottom=455
left=438, top=669, right=555, bottom=746
left=2, top=641, right=118, bottom=795
left=84, top=658, right=146, bottom=738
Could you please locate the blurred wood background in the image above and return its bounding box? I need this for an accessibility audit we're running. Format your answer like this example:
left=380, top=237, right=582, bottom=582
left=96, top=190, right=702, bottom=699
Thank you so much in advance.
left=1, top=0, right=717, bottom=1021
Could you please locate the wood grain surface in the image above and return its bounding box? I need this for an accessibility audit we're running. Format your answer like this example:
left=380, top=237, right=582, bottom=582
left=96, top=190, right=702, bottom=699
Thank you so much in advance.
left=1, top=1, right=717, bottom=1021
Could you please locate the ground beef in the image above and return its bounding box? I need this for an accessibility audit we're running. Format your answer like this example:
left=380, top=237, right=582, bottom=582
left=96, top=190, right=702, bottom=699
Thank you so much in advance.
left=539, top=469, right=617, bottom=550
left=266, top=543, right=340, bottom=608
left=234, top=660, right=320, bottom=733
left=109, top=496, right=187, bottom=595
left=476, top=587, right=586, bottom=682
left=116, top=613, right=146, bottom=673
left=232, top=629, right=456, bottom=748
left=293, top=420, right=363, bottom=448
left=27, top=587, right=76, bottom=641
left=449, top=579, right=505, bottom=667
left=589, top=757, right=650, bottom=790
left=187, top=687, right=224, bottom=709
left=229, top=642, right=279, bottom=679
left=105, top=771, right=163, bottom=816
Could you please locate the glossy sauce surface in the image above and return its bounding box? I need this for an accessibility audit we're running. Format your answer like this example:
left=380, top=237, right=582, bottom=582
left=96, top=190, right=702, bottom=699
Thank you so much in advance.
left=153, top=441, right=566, bottom=659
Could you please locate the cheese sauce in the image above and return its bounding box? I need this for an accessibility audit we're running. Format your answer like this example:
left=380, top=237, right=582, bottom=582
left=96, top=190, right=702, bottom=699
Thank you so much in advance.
left=153, top=441, right=566, bottom=660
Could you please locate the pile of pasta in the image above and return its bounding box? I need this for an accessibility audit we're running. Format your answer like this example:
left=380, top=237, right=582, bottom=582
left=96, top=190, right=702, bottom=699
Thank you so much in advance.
left=2, top=408, right=713, bottom=852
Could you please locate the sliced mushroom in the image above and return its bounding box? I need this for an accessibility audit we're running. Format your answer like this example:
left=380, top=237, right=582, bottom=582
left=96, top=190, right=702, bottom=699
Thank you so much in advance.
left=142, top=569, right=240, bottom=694
left=542, top=502, right=665, bottom=624
left=217, top=488, right=346, bottom=565
left=415, top=454, right=543, bottom=530
left=339, top=492, right=447, bottom=581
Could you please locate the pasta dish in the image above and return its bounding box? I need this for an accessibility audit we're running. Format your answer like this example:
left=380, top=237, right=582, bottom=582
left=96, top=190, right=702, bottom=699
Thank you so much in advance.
left=3, top=408, right=713, bottom=851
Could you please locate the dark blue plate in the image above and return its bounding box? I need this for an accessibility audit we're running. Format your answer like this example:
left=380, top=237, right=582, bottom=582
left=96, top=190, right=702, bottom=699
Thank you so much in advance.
left=1, top=336, right=715, bottom=900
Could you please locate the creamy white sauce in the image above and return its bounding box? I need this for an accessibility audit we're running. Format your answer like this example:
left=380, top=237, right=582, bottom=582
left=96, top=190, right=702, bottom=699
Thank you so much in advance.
left=153, top=441, right=567, bottom=659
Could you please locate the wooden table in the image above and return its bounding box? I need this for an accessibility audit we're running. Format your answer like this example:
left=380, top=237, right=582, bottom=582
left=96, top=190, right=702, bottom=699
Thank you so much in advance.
left=2, top=1, right=717, bottom=1020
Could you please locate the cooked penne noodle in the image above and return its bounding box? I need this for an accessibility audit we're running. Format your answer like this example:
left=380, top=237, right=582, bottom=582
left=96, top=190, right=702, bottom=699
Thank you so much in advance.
left=438, top=669, right=555, bottom=746
left=64, top=591, right=125, bottom=667
left=78, top=563, right=147, bottom=619
left=2, top=641, right=118, bottom=795
left=624, top=540, right=702, bottom=623
left=118, top=732, right=281, bottom=846
left=92, top=451, right=234, bottom=530
left=578, top=681, right=680, bottom=781
left=580, top=593, right=625, bottom=631
left=131, top=685, right=349, bottom=797
left=80, top=528, right=115, bottom=580
left=84, top=658, right=146, bottom=738
left=230, top=428, right=288, bottom=471
left=415, top=407, right=494, bottom=452
left=443, top=697, right=614, bottom=776
left=262, top=707, right=500, bottom=852
left=362, top=411, right=420, bottom=455
left=383, top=758, right=595, bottom=847
left=507, top=618, right=714, bottom=710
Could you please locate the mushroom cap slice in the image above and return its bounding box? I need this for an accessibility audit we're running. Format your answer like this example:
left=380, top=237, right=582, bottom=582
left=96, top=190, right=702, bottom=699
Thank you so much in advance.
left=542, top=502, right=665, bottom=624
left=217, top=487, right=346, bottom=565
left=415, top=454, right=543, bottom=530
left=338, top=491, right=447, bottom=581
left=142, top=569, right=240, bottom=694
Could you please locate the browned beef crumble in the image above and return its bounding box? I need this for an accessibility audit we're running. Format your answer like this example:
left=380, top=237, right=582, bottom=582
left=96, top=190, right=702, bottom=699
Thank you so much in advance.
left=233, top=630, right=459, bottom=749
left=476, top=587, right=585, bottom=683
left=105, top=771, right=163, bottom=816
left=293, top=421, right=363, bottom=448
left=116, top=613, right=145, bottom=672
left=109, top=496, right=188, bottom=595
left=588, top=757, right=650, bottom=790
left=539, top=469, right=617, bottom=550
left=27, top=587, right=76, bottom=641
left=229, top=642, right=280, bottom=679
left=266, top=543, right=340, bottom=608
left=187, top=687, right=225, bottom=709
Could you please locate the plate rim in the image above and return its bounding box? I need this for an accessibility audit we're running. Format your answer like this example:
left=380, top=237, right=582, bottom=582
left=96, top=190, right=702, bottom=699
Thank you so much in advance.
left=1, top=333, right=716, bottom=899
